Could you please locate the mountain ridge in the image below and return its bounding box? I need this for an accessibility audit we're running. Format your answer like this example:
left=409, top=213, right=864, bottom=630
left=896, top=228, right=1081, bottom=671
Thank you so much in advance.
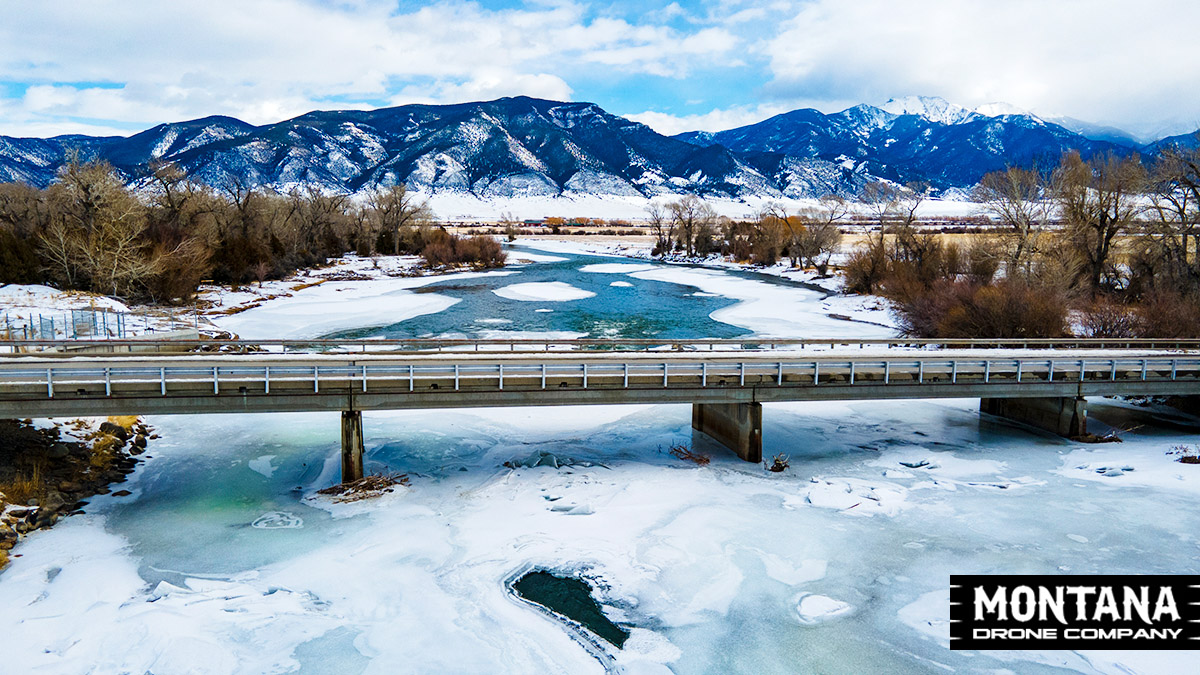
left=1, top=95, right=1195, bottom=200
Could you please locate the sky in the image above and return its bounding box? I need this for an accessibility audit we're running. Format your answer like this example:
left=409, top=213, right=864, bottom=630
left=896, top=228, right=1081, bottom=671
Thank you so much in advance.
left=1, top=0, right=1197, bottom=141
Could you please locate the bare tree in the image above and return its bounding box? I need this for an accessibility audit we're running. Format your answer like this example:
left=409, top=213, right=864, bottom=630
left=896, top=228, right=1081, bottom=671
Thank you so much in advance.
left=973, top=166, right=1052, bottom=275
left=367, top=184, right=432, bottom=256
left=898, top=181, right=931, bottom=226
left=42, top=158, right=154, bottom=296
left=1138, top=141, right=1200, bottom=293
left=667, top=195, right=716, bottom=256
left=859, top=181, right=901, bottom=229
left=646, top=202, right=673, bottom=256
left=1054, top=151, right=1147, bottom=293
left=793, top=195, right=848, bottom=270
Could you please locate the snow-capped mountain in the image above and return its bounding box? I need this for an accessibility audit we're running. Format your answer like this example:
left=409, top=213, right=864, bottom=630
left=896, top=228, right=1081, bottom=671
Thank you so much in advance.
left=1, top=95, right=1192, bottom=199
left=675, top=98, right=1140, bottom=189
left=881, top=96, right=976, bottom=125
left=0, top=97, right=867, bottom=200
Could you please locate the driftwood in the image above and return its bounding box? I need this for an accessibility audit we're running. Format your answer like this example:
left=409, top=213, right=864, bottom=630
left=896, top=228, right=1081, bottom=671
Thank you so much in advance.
left=317, top=472, right=409, bottom=502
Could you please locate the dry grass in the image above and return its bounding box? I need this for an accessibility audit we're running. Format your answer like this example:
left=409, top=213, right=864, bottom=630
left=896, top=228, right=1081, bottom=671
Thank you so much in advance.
left=290, top=280, right=327, bottom=292
left=668, top=443, right=710, bottom=466
left=0, top=550, right=8, bottom=569
left=108, top=415, right=139, bottom=430
left=1, top=460, right=45, bottom=504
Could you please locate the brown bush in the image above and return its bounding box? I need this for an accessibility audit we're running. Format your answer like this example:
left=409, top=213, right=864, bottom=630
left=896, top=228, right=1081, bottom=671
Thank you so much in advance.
left=420, top=233, right=506, bottom=268
left=1077, top=298, right=1141, bottom=338
left=1134, top=291, right=1200, bottom=338
left=898, top=279, right=1069, bottom=338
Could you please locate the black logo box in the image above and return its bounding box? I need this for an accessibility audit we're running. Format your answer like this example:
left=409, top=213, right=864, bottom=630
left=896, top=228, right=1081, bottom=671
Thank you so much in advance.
left=950, top=575, right=1200, bottom=650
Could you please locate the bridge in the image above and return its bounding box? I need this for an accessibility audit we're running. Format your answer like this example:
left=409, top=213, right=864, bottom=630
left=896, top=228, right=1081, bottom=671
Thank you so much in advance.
left=3, top=337, right=1199, bottom=482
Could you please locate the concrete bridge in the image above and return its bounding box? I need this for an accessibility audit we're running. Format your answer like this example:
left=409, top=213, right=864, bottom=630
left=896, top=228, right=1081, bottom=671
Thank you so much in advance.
left=2, top=338, right=1199, bottom=482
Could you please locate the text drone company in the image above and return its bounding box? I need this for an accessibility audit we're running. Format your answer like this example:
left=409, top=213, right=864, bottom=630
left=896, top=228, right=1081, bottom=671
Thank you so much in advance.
left=950, top=575, right=1200, bottom=650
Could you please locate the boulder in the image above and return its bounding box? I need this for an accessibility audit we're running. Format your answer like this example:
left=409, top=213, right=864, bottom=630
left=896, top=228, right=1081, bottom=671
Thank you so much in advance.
left=47, top=443, right=70, bottom=459
left=98, top=421, right=129, bottom=440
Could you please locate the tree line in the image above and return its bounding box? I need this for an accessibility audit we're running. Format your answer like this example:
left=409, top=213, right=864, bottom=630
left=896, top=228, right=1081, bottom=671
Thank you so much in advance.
left=646, top=194, right=845, bottom=271
left=0, top=159, right=503, bottom=304
left=844, top=144, right=1200, bottom=338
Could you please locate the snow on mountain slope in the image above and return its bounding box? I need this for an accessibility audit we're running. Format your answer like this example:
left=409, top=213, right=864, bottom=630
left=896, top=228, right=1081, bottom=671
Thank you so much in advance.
left=881, top=96, right=974, bottom=125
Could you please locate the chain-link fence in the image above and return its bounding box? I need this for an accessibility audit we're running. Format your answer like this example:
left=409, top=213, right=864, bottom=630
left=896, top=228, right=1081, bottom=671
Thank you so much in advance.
left=1, top=307, right=198, bottom=340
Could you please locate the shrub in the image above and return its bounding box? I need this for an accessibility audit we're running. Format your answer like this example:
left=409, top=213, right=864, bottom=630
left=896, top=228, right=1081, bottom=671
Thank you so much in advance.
left=1077, top=298, right=1141, bottom=338
left=898, top=279, right=1069, bottom=338
left=1134, top=291, right=1200, bottom=338
left=420, top=233, right=506, bottom=268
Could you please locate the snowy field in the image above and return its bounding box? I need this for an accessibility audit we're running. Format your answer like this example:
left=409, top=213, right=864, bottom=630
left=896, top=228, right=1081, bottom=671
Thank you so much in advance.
left=1, top=246, right=1197, bottom=674
left=425, top=192, right=983, bottom=222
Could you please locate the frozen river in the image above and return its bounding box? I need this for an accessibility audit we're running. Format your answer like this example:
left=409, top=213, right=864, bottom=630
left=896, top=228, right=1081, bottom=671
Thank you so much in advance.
left=2, top=244, right=1198, bottom=674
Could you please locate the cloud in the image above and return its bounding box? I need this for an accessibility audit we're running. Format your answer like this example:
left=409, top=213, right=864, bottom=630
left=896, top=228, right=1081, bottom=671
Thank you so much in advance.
left=0, top=0, right=742, bottom=135
left=1, top=0, right=1197, bottom=140
left=763, top=0, right=1200, bottom=137
left=627, top=104, right=793, bottom=136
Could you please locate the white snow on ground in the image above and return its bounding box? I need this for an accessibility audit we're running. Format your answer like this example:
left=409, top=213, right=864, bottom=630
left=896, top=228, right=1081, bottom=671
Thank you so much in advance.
left=493, top=281, right=596, bottom=302
left=0, top=284, right=191, bottom=338
left=214, top=269, right=517, bottom=339
left=423, top=191, right=981, bottom=222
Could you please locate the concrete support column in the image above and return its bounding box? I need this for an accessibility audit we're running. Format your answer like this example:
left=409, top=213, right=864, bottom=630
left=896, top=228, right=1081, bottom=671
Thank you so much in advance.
left=341, top=410, right=364, bottom=483
left=692, top=401, right=762, bottom=463
left=980, top=397, right=1087, bottom=438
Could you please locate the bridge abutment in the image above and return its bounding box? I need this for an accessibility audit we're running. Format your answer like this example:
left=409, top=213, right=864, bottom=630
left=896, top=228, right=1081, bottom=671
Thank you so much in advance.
left=341, top=410, right=364, bottom=483
left=692, top=402, right=762, bottom=463
left=980, top=396, right=1087, bottom=438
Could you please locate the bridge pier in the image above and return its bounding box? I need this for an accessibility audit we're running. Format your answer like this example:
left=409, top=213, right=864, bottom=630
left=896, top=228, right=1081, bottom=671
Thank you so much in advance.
left=341, top=410, right=364, bottom=483
left=692, top=402, right=762, bottom=463
left=980, top=396, right=1087, bottom=438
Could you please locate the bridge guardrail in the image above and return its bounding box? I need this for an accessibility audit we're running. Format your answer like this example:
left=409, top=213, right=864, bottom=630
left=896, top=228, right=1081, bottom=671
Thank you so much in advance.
left=4, top=354, right=1199, bottom=402
left=4, top=336, right=1200, bottom=358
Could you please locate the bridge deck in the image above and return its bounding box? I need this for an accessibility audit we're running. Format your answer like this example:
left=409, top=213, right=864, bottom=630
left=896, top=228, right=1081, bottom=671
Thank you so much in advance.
left=3, top=348, right=1199, bottom=417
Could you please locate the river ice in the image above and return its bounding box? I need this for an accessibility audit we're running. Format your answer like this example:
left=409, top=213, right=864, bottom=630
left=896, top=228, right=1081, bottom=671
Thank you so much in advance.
left=493, top=281, right=597, bottom=302
left=1, top=249, right=1197, bottom=674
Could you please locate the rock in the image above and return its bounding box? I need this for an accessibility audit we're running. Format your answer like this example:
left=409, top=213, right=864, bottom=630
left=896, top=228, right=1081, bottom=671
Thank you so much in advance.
left=98, top=421, right=129, bottom=440
left=25, top=497, right=38, bottom=507
left=112, top=490, right=132, bottom=497
left=58, top=481, right=81, bottom=493
left=130, top=446, right=145, bottom=456
left=0, top=541, right=13, bottom=550
left=33, top=511, right=57, bottom=528
left=132, top=434, right=147, bottom=449
left=41, top=491, right=67, bottom=513
left=47, top=443, right=70, bottom=459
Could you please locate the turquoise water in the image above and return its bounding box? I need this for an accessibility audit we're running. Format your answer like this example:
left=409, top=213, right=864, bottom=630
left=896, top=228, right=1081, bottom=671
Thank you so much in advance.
left=326, top=245, right=820, bottom=341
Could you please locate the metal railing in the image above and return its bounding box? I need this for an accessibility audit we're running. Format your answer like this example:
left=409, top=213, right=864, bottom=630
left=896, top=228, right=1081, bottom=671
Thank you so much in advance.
left=4, top=336, right=1200, bottom=357
left=4, top=354, right=1199, bottom=401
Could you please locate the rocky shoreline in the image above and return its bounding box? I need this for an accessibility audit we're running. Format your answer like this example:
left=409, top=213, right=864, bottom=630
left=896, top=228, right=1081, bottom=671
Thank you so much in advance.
left=0, top=417, right=150, bottom=568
